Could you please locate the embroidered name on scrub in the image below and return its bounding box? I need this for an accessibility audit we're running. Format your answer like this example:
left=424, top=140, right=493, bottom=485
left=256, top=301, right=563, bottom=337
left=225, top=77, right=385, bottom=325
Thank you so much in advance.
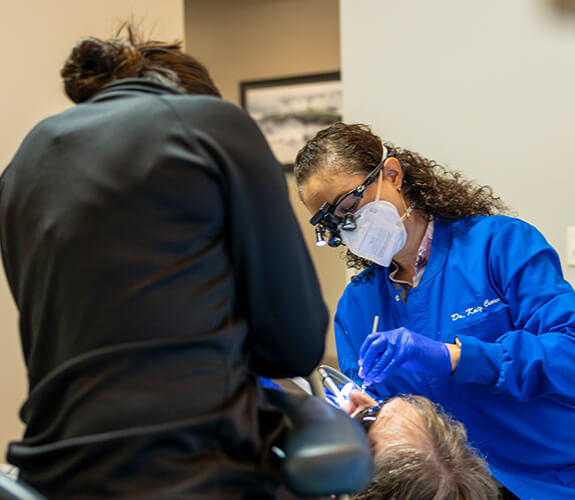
left=450, top=298, right=501, bottom=322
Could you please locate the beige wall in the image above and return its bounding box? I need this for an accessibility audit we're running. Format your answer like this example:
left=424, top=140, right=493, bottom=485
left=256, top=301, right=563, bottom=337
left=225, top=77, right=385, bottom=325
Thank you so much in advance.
left=340, top=0, right=575, bottom=285
left=0, top=0, right=184, bottom=461
left=185, top=0, right=347, bottom=363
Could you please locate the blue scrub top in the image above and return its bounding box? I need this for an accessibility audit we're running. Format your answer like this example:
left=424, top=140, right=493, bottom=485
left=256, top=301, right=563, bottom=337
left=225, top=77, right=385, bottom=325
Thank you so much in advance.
left=335, top=215, right=575, bottom=499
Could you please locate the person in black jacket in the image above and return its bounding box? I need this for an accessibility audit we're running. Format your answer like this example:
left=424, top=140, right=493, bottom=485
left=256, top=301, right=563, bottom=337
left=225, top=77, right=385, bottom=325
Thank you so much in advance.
left=0, top=26, right=327, bottom=499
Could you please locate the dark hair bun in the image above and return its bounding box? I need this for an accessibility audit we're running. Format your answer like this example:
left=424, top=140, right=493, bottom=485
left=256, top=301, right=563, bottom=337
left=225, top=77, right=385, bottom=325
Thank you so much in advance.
left=61, top=37, right=142, bottom=103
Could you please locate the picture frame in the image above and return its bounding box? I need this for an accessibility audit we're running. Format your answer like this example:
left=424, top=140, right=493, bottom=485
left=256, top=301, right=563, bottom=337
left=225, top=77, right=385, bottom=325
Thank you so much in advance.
left=240, top=71, right=342, bottom=170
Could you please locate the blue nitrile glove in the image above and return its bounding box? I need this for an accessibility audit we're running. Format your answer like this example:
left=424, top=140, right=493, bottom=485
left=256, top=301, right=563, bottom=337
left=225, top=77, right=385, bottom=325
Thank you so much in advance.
left=358, top=327, right=452, bottom=385
left=324, top=382, right=360, bottom=410
left=259, top=377, right=283, bottom=390
left=324, top=391, right=340, bottom=407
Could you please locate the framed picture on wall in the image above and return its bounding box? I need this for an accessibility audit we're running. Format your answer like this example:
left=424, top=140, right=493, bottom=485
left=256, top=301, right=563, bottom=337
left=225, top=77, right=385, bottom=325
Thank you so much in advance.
left=240, top=72, right=342, bottom=170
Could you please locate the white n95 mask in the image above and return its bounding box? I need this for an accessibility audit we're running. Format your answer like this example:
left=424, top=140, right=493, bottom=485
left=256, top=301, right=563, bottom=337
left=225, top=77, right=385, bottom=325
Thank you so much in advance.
left=340, top=200, right=407, bottom=267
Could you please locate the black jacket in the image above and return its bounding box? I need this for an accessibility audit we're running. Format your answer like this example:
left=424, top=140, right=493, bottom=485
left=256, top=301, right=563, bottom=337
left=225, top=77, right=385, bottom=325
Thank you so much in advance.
left=0, top=79, right=328, bottom=498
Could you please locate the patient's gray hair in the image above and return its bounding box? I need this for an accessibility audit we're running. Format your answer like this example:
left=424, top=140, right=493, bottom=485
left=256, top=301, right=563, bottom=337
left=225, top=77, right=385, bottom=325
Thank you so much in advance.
left=354, top=395, right=499, bottom=500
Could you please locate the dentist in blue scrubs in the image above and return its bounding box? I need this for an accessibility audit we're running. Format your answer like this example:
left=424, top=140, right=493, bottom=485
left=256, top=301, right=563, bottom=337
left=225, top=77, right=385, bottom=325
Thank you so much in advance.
left=294, top=122, right=575, bottom=500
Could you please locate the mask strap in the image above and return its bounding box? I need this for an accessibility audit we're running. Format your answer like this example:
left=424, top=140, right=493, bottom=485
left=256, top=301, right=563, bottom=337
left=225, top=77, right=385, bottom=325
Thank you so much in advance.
left=375, top=168, right=383, bottom=203
left=377, top=162, right=412, bottom=219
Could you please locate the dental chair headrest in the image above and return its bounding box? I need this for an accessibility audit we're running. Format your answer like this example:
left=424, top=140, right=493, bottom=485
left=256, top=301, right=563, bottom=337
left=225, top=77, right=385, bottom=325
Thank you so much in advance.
left=265, top=388, right=374, bottom=497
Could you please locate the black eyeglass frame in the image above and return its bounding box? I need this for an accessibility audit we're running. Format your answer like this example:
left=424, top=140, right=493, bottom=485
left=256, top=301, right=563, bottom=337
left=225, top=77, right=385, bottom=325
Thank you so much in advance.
left=309, top=146, right=390, bottom=247
left=353, top=401, right=386, bottom=433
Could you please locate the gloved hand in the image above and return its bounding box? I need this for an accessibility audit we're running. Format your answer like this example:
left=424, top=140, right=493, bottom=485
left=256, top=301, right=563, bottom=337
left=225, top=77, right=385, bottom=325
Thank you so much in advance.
left=358, top=327, right=452, bottom=386
left=324, top=382, right=360, bottom=411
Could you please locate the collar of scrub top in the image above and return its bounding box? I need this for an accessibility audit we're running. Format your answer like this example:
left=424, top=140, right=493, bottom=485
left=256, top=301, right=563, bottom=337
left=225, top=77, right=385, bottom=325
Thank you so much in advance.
left=309, top=145, right=390, bottom=248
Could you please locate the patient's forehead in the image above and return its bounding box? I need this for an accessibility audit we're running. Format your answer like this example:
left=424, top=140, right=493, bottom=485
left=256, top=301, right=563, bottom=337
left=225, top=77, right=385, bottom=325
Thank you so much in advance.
left=378, top=398, right=419, bottom=424
left=369, top=398, right=424, bottom=444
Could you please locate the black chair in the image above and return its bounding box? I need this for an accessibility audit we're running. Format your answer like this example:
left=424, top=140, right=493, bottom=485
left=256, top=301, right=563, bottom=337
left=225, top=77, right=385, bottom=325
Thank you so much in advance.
left=266, top=388, right=374, bottom=498
left=0, top=390, right=373, bottom=500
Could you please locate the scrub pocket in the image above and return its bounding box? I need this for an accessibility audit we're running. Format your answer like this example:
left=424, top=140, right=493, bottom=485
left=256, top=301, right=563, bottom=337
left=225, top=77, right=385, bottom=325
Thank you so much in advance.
left=453, top=307, right=513, bottom=343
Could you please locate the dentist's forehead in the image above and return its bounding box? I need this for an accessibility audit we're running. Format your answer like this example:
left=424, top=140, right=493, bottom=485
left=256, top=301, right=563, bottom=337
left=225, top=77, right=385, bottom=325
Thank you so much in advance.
left=302, top=172, right=366, bottom=214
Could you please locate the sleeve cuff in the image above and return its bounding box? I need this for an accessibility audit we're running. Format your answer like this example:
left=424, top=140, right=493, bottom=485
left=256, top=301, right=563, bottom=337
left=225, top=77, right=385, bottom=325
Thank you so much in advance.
left=452, top=334, right=504, bottom=386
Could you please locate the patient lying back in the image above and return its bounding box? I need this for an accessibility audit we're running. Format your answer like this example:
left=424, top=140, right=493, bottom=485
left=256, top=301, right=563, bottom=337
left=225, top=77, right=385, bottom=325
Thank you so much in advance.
left=347, top=391, right=499, bottom=500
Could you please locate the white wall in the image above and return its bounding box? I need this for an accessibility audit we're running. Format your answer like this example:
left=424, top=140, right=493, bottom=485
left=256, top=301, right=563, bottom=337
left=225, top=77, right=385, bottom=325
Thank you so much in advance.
left=0, top=0, right=184, bottom=461
left=341, top=0, right=575, bottom=284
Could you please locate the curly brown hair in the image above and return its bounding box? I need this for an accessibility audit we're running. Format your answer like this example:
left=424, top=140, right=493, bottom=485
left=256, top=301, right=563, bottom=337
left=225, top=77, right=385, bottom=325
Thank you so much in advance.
left=61, top=23, right=220, bottom=103
left=294, top=122, right=509, bottom=270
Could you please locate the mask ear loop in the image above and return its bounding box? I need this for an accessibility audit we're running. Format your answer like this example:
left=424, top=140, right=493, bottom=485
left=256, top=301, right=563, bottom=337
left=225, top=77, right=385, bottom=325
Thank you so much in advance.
left=395, top=155, right=412, bottom=220
left=383, top=157, right=412, bottom=221
left=375, top=168, right=383, bottom=203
